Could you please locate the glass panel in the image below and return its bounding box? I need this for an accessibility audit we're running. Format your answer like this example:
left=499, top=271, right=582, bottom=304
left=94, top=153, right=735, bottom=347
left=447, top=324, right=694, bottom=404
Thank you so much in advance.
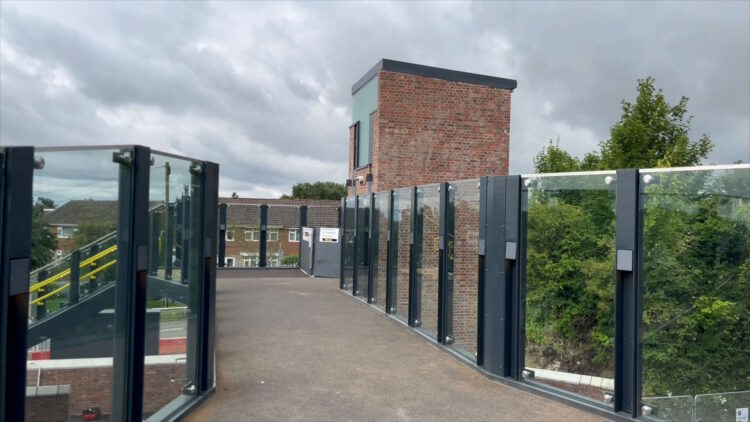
left=343, top=197, right=355, bottom=292
left=446, top=179, right=480, bottom=359
left=641, top=167, right=750, bottom=418
left=26, top=148, right=123, bottom=421
left=225, top=204, right=260, bottom=268
left=414, top=184, right=440, bottom=337
left=390, top=188, right=412, bottom=323
left=371, top=192, right=389, bottom=308
left=522, top=172, right=616, bottom=405
left=143, top=153, right=201, bottom=416
left=267, top=206, right=300, bottom=267
left=355, top=195, right=370, bottom=299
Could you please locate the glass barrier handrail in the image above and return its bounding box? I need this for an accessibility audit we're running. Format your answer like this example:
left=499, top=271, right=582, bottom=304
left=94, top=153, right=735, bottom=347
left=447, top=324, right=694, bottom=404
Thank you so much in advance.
left=639, top=163, right=750, bottom=173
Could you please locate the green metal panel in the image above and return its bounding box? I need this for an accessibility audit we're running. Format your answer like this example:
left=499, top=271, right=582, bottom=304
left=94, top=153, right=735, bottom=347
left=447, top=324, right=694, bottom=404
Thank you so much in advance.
left=352, top=75, right=378, bottom=167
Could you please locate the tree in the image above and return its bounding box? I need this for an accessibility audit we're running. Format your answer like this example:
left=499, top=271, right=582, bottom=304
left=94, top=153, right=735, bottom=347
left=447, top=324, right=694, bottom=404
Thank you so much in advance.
left=281, top=181, right=347, bottom=200
left=30, top=198, right=57, bottom=270
left=73, top=221, right=117, bottom=248
left=526, top=77, right=750, bottom=402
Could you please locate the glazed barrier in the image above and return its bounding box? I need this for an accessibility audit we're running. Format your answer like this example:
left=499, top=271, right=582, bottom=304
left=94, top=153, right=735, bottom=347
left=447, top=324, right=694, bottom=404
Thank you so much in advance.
left=340, top=165, right=750, bottom=422
left=0, top=146, right=219, bottom=421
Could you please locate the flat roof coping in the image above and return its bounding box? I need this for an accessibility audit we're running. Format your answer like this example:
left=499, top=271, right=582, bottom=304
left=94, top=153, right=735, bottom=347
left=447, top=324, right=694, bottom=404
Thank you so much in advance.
left=352, top=58, right=518, bottom=94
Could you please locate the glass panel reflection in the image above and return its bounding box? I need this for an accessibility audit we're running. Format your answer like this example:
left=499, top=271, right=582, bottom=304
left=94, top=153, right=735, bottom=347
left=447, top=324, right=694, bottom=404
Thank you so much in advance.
left=641, top=167, right=750, bottom=420
left=371, top=192, right=389, bottom=308
left=355, top=195, right=370, bottom=299
left=446, top=179, right=480, bottom=359
left=267, top=206, right=300, bottom=267
left=522, top=172, right=616, bottom=405
left=414, top=184, right=440, bottom=337
left=343, top=197, right=355, bottom=292
left=143, top=153, right=201, bottom=417
left=26, top=148, right=122, bottom=421
left=390, top=188, right=412, bottom=323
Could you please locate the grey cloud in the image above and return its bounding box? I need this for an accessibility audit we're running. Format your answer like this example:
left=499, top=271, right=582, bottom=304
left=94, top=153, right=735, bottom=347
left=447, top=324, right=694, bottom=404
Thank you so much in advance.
left=1, top=1, right=748, bottom=198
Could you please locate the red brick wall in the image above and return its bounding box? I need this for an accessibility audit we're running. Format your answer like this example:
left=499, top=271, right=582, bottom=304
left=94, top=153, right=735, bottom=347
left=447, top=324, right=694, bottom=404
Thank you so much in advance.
left=394, top=194, right=411, bottom=320
left=417, top=192, right=440, bottom=335
left=224, top=227, right=300, bottom=266
left=450, top=181, right=480, bottom=353
left=372, top=70, right=511, bottom=192
left=26, top=394, right=69, bottom=422
left=26, top=362, right=184, bottom=417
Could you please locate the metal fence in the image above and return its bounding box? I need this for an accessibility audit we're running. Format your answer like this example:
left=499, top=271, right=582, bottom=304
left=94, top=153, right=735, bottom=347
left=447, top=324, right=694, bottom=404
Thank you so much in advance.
left=340, top=165, right=750, bottom=421
left=0, top=145, right=219, bottom=421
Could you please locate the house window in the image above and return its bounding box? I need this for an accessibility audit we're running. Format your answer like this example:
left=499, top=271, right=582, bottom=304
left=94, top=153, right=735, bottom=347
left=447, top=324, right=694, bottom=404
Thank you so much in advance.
left=268, top=229, right=279, bottom=242
left=267, top=253, right=279, bottom=267
left=56, top=250, right=63, bottom=259
left=225, top=257, right=236, bottom=267
left=57, top=226, right=74, bottom=239
left=245, top=229, right=259, bottom=242
left=289, top=229, right=300, bottom=242
left=243, top=253, right=259, bottom=267
left=226, top=230, right=235, bottom=242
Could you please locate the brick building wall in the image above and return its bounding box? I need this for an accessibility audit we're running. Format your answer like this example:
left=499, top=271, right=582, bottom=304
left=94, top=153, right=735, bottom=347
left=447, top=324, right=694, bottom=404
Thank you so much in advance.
left=394, top=191, right=411, bottom=321
left=26, top=362, right=184, bottom=417
left=26, top=392, right=69, bottom=422
left=373, top=196, right=388, bottom=307
left=450, top=181, right=481, bottom=354
left=416, top=190, right=440, bottom=335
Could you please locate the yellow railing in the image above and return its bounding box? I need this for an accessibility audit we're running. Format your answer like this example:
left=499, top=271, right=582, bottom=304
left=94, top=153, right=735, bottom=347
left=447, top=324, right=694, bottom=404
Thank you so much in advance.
left=29, top=244, right=117, bottom=293
left=30, top=259, right=117, bottom=306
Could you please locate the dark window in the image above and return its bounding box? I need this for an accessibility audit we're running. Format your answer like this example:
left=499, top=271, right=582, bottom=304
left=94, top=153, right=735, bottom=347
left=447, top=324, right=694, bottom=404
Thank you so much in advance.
left=353, top=121, right=360, bottom=168
left=369, top=111, right=375, bottom=164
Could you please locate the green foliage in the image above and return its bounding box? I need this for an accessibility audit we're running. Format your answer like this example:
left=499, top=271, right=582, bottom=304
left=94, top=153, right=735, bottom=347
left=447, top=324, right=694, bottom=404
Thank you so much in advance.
left=282, top=254, right=299, bottom=266
left=73, top=221, right=117, bottom=248
left=30, top=199, right=57, bottom=269
left=526, top=77, right=748, bottom=399
left=281, top=181, right=346, bottom=200
left=600, top=77, right=713, bottom=169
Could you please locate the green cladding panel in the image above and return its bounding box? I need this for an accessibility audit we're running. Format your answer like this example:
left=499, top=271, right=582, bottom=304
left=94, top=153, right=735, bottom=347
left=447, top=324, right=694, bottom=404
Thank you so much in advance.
left=352, top=75, right=378, bottom=167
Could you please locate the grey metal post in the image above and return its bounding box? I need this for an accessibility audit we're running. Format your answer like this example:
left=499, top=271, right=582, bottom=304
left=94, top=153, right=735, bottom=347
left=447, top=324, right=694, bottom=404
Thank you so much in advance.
left=367, top=193, right=375, bottom=303
left=438, top=182, right=451, bottom=344
left=352, top=195, right=359, bottom=296
left=299, top=205, right=307, bottom=266
left=259, top=204, right=268, bottom=267
left=408, top=186, right=419, bottom=327
left=0, top=146, right=33, bottom=422
left=480, top=176, right=508, bottom=376
left=195, top=161, right=218, bottom=393
left=70, top=251, right=80, bottom=305
left=218, top=203, right=227, bottom=267
left=385, top=190, right=395, bottom=313
left=111, top=146, right=150, bottom=421
left=187, top=162, right=204, bottom=387
left=339, top=198, right=346, bottom=289
left=614, top=169, right=642, bottom=417
left=506, top=176, right=523, bottom=379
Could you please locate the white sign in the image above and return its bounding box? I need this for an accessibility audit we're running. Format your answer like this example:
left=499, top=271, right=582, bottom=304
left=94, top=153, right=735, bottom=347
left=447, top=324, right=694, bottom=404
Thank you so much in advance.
left=319, top=227, right=339, bottom=243
left=737, top=408, right=748, bottom=422
left=302, top=227, right=314, bottom=246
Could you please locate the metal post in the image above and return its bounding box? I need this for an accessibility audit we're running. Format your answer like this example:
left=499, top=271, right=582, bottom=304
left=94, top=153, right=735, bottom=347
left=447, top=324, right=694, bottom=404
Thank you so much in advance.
left=111, top=146, right=150, bottom=421
left=201, top=161, right=219, bottom=391
left=339, top=198, right=346, bottom=290
left=165, top=204, right=174, bottom=279
left=438, top=182, right=451, bottom=344
left=480, top=176, right=508, bottom=375
left=408, top=186, right=419, bottom=327
left=299, top=205, right=307, bottom=266
left=614, top=169, right=641, bottom=417
left=187, top=162, right=204, bottom=387
left=367, top=193, right=375, bottom=303
left=70, top=251, right=80, bottom=305
left=36, top=269, right=46, bottom=321
left=476, top=178, right=487, bottom=366
left=259, top=205, right=268, bottom=267
left=385, top=190, right=395, bottom=313
left=218, top=204, right=227, bottom=268
left=506, top=176, right=523, bottom=379
left=0, top=146, right=33, bottom=422
left=352, top=195, right=359, bottom=296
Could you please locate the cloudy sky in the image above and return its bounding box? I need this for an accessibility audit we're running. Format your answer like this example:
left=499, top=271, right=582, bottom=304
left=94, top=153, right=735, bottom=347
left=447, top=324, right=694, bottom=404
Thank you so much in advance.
left=1, top=1, right=748, bottom=198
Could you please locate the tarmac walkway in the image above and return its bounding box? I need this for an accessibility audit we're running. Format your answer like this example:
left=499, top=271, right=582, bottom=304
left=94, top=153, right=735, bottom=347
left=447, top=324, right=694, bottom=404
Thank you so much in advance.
left=186, top=270, right=604, bottom=421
